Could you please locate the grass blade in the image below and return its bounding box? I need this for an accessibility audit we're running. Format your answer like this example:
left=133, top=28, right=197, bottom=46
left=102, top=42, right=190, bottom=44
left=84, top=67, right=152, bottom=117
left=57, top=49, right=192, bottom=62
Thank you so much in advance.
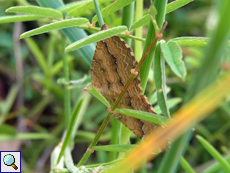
left=24, top=37, right=49, bottom=76
left=0, top=133, right=53, bottom=141
left=20, top=18, right=89, bottom=38
left=201, top=155, right=230, bottom=173
left=196, top=135, right=230, bottom=172
left=134, top=0, right=144, bottom=61
left=65, top=25, right=127, bottom=52
left=56, top=99, right=84, bottom=165
left=0, top=125, right=17, bottom=135
left=6, top=6, right=63, bottom=19
left=32, top=74, right=63, bottom=99
left=180, top=156, right=196, bottom=173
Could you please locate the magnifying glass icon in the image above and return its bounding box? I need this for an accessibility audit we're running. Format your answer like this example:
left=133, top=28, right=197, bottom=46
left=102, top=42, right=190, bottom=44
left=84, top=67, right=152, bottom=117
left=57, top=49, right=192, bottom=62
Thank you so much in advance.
left=3, top=154, right=18, bottom=170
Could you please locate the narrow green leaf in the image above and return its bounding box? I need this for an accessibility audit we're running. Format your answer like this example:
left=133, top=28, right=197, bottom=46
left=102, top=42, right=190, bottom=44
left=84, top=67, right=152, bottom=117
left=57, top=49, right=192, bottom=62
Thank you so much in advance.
left=153, top=98, right=182, bottom=114
left=115, top=109, right=168, bottom=125
left=180, top=156, right=196, bottom=173
left=24, top=37, right=49, bottom=76
left=56, top=99, right=84, bottom=165
left=161, top=41, right=186, bottom=80
left=92, top=0, right=136, bottom=22
left=201, top=155, right=230, bottom=173
left=149, top=91, right=157, bottom=104
left=20, top=18, right=89, bottom=38
left=0, top=125, right=17, bottom=135
left=75, top=130, right=109, bottom=141
left=154, top=42, right=170, bottom=117
left=134, top=0, right=143, bottom=62
left=1, top=85, right=18, bottom=115
left=65, top=25, right=127, bottom=52
left=166, top=0, right=194, bottom=14
left=0, top=15, right=44, bottom=23
left=51, top=57, right=73, bottom=76
left=196, top=135, right=230, bottom=173
left=0, top=133, right=53, bottom=141
left=130, top=14, right=150, bottom=31
left=32, top=74, right=63, bottom=99
left=170, top=37, right=209, bottom=46
left=6, top=6, right=63, bottom=19
left=93, top=144, right=137, bottom=152
left=87, top=85, right=111, bottom=108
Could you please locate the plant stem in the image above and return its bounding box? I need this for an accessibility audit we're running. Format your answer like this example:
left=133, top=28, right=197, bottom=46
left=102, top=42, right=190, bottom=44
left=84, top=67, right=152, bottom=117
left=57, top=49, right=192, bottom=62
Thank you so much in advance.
left=62, top=35, right=71, bottom=126
left=77, top=22, right=167, bottom=167
left=135, top=0, right=143, bottom=61
left=121, top=2, right=135, bottom=45
left=77, top=113, right=112, bottom=166
left=93, top=0, right=104, bottom=27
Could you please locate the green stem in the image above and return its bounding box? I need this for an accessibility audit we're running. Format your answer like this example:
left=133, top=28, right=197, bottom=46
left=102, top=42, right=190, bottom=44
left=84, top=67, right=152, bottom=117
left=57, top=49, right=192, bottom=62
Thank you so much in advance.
left=77, top=113, right=112, bottom=166
left=135, top=0, right=143, bottom=61
left=121, top=2, right=135, bottom=45
left=117, top=125, right=131, bottom=159
left=93, top=0, right=104, bottom=27
left=77, top=22, right=167, bottom=167
left=62, top=35, right=71, bottom=126
left=108, top=116, right=120, bottom=161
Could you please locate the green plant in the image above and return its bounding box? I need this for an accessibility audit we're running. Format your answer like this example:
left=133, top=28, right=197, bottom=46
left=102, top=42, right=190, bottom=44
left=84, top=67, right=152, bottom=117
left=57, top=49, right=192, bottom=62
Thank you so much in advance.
left=0, top=0, right=230, bottom=172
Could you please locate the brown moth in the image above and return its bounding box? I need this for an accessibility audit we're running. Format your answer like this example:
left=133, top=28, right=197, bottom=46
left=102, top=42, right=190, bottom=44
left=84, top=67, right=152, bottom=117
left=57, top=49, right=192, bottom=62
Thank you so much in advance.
left=90, top=24, right=162, bottom=138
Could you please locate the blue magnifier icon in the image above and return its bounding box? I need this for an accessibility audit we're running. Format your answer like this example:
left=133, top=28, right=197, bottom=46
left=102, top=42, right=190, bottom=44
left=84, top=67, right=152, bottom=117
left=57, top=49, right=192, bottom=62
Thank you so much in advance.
left=3, top=154, right=18, bottom=170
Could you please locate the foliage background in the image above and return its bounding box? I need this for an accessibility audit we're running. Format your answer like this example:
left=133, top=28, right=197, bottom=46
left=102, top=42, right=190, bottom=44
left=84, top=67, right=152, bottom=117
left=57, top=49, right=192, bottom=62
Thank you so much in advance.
left=0, top=0, right=230, bottom=173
